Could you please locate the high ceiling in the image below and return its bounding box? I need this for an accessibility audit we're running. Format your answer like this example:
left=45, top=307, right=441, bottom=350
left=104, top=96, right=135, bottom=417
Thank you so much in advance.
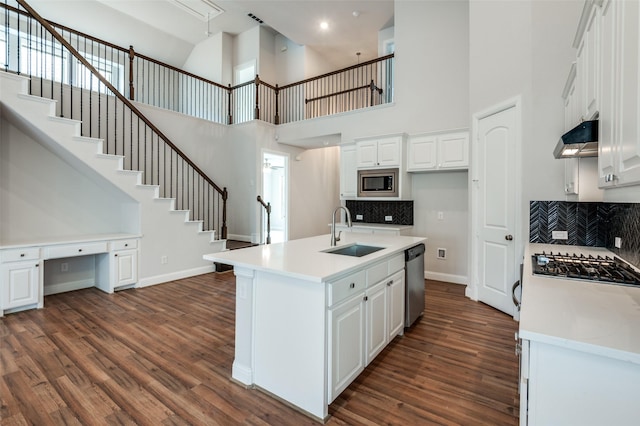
left=97, top=0, right=394, bottom=68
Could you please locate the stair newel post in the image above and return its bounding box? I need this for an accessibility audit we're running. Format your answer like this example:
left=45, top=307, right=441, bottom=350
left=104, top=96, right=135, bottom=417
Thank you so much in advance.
left=254, top=74, right=260, bottom=120
left=274, top=84, right=280, bottom=125
left=128, top=45, right=135, bottom=101
left=221, top=187, right=228, bottom=239
left=369, top=79, right=375, bottom=107
left=227, top=84, right=233, bottom=125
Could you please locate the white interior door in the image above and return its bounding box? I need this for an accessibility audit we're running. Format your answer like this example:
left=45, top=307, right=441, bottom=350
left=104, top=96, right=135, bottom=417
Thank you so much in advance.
left=262, top=151, right=288, bottom=244
left=473, top=103, right=518, bottom=316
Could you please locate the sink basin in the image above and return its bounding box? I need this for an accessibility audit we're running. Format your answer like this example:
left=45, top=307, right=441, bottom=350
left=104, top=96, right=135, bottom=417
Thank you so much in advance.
left=323, top=244, right=384, bottom=257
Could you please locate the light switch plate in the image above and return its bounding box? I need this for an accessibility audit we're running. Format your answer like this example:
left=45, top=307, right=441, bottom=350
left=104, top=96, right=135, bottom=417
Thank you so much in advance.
left=385, top=215, right=392, bottom=221
left=552, top=230, right=568, bottom=240
left=356, top=214, right=363, bottom=220
left=615, top=237, right=622, bottom=248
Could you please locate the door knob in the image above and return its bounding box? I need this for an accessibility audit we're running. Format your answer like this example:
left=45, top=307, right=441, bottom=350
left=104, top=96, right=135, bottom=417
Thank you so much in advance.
left=505, top=235, right=513, bottom=241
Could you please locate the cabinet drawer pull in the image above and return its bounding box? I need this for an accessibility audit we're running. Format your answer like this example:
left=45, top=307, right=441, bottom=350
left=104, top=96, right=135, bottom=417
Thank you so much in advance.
left=35, top=263, right=39, bottom=267
left=363, top=296, right=368, bottom=301
left=387, top=280, right=393, bottom=286
left=78, top=249, right=83, bottom=252
left=20, top=253, right=25, bottom=257
left=114, top=254, right=119, bottom=257
left=349, top=282, right=355, bottom=289
left=124, top=243, right=128, bottom=247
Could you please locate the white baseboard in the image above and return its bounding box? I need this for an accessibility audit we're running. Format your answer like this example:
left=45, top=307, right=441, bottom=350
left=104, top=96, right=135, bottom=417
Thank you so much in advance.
left=44, top=279, right=95, bottom=296
left=424, top=271, right=467, bottom=285
left=138, top=265, right=215, bottom=288
left=228, top=233, right=252, bottom=242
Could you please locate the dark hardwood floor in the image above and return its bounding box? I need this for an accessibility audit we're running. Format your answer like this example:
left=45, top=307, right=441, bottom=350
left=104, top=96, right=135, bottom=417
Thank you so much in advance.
left=0, top=273, right=519, bottom=425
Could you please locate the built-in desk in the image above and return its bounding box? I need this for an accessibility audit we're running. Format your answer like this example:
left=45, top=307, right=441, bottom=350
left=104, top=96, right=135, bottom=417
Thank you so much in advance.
left=0, top=234, right=140, bottom=316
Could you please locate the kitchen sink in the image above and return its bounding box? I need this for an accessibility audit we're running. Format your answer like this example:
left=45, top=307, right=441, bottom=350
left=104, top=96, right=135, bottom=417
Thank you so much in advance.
left=323, top=244, right=384, bottom=257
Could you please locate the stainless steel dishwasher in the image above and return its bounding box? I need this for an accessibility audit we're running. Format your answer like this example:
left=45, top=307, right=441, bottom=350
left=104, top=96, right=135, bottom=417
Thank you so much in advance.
left=405, top=243, right=425, bottom=327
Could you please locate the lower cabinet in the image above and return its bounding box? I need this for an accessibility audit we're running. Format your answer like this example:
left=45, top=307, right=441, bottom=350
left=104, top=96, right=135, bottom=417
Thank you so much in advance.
left=329, top=293, right=366, bottom=399
left=112, top=249, right=138, bottom=289
left=1, top=260, right=40, bottom=312
left=328, top=254, right=405, bottom=402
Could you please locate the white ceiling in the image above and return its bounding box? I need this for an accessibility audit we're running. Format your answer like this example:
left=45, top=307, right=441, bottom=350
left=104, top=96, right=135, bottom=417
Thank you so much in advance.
left=96, top=0, right=394, bottom=68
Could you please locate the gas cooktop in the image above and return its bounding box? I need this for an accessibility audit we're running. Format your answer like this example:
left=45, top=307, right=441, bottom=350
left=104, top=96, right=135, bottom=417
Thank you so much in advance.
left=532, top=251, right=640, bottom=287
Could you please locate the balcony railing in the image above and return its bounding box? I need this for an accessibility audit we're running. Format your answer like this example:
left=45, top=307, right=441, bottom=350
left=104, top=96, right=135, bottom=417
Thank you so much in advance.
left=1, top=0, right=394, bottom=127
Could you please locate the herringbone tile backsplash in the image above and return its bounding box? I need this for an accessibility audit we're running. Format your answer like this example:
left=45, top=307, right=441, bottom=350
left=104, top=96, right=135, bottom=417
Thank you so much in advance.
left=345, top=200, right=413, bottom=225
left=530, top=201, right=640, bottom=268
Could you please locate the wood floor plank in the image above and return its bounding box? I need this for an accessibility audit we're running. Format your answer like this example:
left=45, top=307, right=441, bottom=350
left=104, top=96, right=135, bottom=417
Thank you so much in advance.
left=0, top=275, right=519, bottom=425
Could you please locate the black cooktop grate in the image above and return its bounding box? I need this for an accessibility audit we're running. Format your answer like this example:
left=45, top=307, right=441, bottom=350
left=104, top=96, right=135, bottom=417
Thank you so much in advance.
left=532, top=252, right=640, bottom=287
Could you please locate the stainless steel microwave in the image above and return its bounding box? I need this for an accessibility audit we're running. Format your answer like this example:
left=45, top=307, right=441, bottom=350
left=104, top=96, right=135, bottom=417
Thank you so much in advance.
left=357, top=168, right=398, bottom=197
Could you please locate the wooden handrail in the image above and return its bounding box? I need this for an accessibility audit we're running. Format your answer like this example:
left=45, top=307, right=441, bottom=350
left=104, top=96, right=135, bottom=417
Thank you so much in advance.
left=278, top=53, right=395, bottom=90
left=15, top=0, right=226, bottom=197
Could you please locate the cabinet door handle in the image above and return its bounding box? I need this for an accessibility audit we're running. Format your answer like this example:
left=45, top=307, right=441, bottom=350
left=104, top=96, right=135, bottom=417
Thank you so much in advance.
left=35, top=263, right=39, bottom=267
left=78, top=249, right=83, bottom=252
left=20, top=253, right=25, bottom=257
left=124, top=243, right=128, bottom=247
left=349, top=282, right=355, bottom=289
left=387, top=280, right=393, bottom=286
left=363, top=296, right=368, bottom=302
left=114, top=254, right=119, bottom=257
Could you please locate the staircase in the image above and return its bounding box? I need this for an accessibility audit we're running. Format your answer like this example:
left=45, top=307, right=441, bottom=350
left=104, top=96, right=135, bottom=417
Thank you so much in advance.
left=1, top=71, right=227, bottom=286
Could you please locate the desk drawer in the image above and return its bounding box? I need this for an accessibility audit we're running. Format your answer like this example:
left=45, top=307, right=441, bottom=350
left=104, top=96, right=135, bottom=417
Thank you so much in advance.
left=111, top=239, right=138, bottom=251
left=45, top=242, right=108, bottom=259
left=328, top=270, right=366, bottom=306
left=1, top=247, right=40, bottom=263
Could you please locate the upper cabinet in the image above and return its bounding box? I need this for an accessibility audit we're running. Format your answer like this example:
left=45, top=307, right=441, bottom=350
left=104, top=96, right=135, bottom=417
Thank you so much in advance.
left=597, top=0, right=640, bottom=187
left=406, top=130, right=469, bottom=172
left=340, top=145, right=357, bottom=199
left=356, top=135, right=403, bottom=168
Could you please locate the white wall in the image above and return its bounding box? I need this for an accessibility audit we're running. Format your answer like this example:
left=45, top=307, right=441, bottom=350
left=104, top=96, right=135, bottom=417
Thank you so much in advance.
left=183, top=32, right=232, bottom=85
left=30, top=0, right=193, bottom=67
left=0, top=114, right=138, bottom=243
left=134, top=102, right=339, bottom=242
left=274, top=34, right=306, bottom=85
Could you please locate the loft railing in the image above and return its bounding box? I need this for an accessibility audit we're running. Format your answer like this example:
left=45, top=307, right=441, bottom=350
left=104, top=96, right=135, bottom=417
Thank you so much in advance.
left=2, top=0, right=394, bottom=127
left=2, top=0, right=227, bottom=237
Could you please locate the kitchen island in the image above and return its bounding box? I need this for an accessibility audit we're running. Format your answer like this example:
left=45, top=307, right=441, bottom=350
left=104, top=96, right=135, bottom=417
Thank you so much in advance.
left=203, top=233, right=426, bottom=421
left=519, top=243, right=640, bottom=425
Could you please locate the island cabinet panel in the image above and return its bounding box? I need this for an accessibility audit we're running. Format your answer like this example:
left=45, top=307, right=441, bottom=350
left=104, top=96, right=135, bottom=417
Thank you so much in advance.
left=253, top=271, right=328, bottom=420
left=386, top=270, right=405, bottom=340
left=365, top=280, right=388, bottom=364
left=329, top=294, right=366, bottom=400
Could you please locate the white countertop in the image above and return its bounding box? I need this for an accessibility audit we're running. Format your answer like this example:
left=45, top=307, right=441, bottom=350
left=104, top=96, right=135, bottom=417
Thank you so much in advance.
left=0, top=233, right=142, bottom=250
left=203, top=233, right=426, bottom=283
left=520, top=243, right=640, bottom=364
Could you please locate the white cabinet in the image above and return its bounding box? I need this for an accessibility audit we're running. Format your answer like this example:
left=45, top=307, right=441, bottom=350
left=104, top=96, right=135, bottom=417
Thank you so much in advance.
left=328, top=253, right=405, bottom=402
left=329, top=291, right=366, bottom=399
left=356, top=135, right=402, bottom=168
left=333, top=224, right=412, bottom=236
left=112, top=249, right=138, bottom=288
left=407, top=130, right=469, bottom=172
left=365, top=280, right=387, bottom=364
left=386, top=270, right=405, bottom=340
left=598, top=0, right=640, bottom=188
left=340, top=145, right=357, bottom=199
left=1, top=248, right=42, bottom=314
left=519, top=338, right=640, bottom=425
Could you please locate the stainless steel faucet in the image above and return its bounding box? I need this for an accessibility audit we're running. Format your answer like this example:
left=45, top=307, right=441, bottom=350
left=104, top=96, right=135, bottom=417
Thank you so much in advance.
left=331, top=206, right=352, bottom=246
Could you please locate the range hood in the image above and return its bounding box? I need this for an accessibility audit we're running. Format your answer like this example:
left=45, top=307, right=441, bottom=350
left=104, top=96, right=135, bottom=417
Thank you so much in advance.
left=553, top=120, right=599, bottom=158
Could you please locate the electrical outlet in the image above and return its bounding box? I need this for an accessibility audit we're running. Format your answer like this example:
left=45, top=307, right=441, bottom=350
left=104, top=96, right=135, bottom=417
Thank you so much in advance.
left=385, top=215, right=392, bottom=221
left=437, top=248, right=447, bottom=259
left=552, top=230, right=568, bottom=240
left=61, top=262, right=68, bottom=272
left=161, top=255, right=168, bottom=264
left=356, top=214, right=363, bottom=220
left=615, top=237, right=622, bottom=249
left=437, top=211, right=444, bottom=220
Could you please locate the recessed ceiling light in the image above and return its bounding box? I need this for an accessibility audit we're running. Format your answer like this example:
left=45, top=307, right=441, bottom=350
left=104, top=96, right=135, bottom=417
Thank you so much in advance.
left=320, top=21, right=329, bottom=30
